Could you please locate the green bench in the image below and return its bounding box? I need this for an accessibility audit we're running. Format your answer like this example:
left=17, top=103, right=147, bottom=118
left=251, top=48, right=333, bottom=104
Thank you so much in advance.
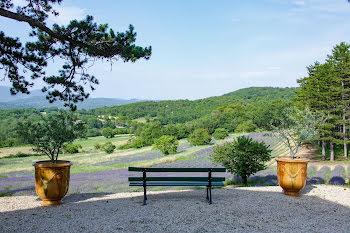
left=128, top=167, right=226, bottom=205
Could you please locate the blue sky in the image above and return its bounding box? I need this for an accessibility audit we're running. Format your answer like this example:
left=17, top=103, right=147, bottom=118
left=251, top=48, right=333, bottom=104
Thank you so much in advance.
left=2, top=0, right=350, bottom=100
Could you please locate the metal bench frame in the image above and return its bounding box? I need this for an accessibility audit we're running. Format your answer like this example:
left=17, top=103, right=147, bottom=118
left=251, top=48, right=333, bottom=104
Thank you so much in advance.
left=128, top=167, right=226, bottom=205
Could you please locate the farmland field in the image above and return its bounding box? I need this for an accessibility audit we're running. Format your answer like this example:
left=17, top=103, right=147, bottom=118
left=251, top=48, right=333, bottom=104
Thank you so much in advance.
left=1, top=133, right=349, bottom=197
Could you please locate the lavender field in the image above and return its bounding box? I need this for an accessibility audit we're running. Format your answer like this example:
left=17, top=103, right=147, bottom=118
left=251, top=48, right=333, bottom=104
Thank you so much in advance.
left=1, top=134, right=349, bottom=197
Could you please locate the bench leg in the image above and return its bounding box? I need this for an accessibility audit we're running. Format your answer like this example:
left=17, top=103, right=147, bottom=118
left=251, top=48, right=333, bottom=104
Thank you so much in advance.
left=143, top=186, right=147, bottom=205
left=206, top=186, right=209, bottom=200
left=209, top=186, right=212, bottom=205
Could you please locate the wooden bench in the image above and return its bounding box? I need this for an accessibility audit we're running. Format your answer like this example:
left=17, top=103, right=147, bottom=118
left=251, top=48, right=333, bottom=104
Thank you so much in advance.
left=128, top=167, right=226, bottom=205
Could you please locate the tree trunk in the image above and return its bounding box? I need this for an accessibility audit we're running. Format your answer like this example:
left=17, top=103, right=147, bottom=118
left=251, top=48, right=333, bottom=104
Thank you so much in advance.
left=344, top=142, right=348, bottom=160
left=242, top=176, right=247, bottom=185
left=318, top=140, right=321, bottom=147
left=322, top=140, right=326, bottom=160
left=330, top=142, right=334, bottom=161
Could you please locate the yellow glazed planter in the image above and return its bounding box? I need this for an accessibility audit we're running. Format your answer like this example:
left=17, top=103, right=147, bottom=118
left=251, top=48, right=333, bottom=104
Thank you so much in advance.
left=32, top=160, right=72, bottom=206
left=275, top=156, right=309, bottom=197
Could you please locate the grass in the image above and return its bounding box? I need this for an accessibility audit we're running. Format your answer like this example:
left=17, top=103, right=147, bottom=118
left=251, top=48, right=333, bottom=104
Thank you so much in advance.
left=0, top=135, right=219, bottom=174
left=75, top=135, right=131, bottom=149
left=0, top=192, right=12, bottom=197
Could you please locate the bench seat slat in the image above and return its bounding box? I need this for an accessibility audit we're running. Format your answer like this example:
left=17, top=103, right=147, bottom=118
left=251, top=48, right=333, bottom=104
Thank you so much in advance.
left=128, top=177, right=225, bottom=182
left=128, top=167, right=226, bottom=172
left=129, top=181, right=224, bottom=186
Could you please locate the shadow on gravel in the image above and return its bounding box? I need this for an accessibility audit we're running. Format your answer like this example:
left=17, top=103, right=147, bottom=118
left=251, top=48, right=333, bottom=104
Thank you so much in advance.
left=300, top=184, right=317, bottom=194
left=63, top=192, right=114, bottom=203
left=1, top=187, right=350, bottom=232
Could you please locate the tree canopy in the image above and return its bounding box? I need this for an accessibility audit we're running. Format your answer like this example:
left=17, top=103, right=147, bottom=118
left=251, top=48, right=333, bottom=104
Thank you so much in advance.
left=0, top=0, right=151, bottom=110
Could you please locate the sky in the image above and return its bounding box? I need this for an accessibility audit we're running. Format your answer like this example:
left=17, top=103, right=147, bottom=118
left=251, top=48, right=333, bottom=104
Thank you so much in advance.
left=1, top=0, right=350, bottom=100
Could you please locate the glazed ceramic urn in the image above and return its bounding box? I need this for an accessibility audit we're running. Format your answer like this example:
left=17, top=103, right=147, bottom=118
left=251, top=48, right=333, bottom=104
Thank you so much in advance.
left=275, top=156, right=309, bottom=197
left=33, top=160, right=72, bottom=206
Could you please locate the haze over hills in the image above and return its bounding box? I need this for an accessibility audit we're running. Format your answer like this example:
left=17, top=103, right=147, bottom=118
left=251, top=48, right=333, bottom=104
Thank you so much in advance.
left=0, top=86, right=298, bottom=110
left=0, top=86, right=144, bottom=110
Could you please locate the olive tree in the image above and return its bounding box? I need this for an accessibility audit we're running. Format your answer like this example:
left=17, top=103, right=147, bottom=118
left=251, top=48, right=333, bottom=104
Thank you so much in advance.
left=17, top=111, right=85, bottom=162
left=269, top=107, right=324, bottom=159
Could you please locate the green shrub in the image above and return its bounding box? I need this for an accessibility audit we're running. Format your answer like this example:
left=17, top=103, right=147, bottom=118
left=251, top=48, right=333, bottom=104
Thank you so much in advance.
left=212, top=128, right=229, bottom=140
left=86, top=128, right=101, bottom=137
left=187, top=128, right=211, bottom=146
left=153, top=135, right=179, bottom=155
left=94, top=143, right=101, bottom=150
left=210, top=136, right=271, bottom=185
left=102, top=127, right=115, bottom=138
left=63, top=143, right=82, bottom=154
left=117, top=142, right=134, bottom=150
left=102, top=142, right=116, bottom=154
left=235, top=120, right=258, bottom=133
left=114, top=128, right=129, bottom=134
left=1, top=152, right=42, bottom=159
left=118, top=137, right=147, bottom=149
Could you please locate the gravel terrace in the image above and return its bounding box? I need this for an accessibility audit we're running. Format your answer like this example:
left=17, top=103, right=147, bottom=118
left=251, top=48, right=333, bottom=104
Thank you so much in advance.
left=1, top=185, right=350, bottom=233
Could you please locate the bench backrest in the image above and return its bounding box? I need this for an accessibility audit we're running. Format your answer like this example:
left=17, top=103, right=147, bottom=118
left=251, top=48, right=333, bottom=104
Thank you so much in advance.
left=128, top=167, right=226, bottom=172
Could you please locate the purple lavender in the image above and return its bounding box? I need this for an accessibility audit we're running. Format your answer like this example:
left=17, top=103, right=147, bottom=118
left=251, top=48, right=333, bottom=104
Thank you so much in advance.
left=329, top=166, right=346, bottom=185
left=308, top=166, right=330, bottom=184
left=307, top=165, right=317, bottom=179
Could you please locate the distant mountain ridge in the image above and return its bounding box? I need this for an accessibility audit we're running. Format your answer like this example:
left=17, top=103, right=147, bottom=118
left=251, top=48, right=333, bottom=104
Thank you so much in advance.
left=0, top=86, right=298, bottom=110
left=0, top=86, right=143, bottom=110
left=0, top=86, right=44, bottom=102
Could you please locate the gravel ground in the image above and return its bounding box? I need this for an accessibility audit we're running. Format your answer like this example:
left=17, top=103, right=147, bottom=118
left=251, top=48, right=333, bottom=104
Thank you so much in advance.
left=1, top=185, right=350, bottom=233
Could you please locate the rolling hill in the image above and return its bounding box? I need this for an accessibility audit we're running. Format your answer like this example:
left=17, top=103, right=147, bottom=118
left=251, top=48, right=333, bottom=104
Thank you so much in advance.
left=0, top=86, right=143, bottom=110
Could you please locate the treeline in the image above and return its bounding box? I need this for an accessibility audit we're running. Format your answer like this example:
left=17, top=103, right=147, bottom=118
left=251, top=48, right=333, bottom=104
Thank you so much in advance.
left=0, top=87, right=296, bottom=148
left=91, top=87, right=297, bottom=124
left=99, top=100, right=292, bottom=150
left=297, top=42, right=350, bottom=161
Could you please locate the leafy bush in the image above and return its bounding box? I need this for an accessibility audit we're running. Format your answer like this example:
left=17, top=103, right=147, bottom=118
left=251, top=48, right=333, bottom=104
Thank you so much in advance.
left=137, top=122, right=163, bottom=145
left=86, top=128, right=101, bottom=137
left=1, top=152, right=42, bottom=159
left=210, top=136, right=272, bottom=185
left=187, top=128, right=211, bottom=146
left=117, top=136, right=148, bottom=149
left=0, top=137, right=20, bottom=148
left=114, top=128, right=129, bottom=134
left=212, top=128, right=229, bottom=140
left=102, top=142, right=116, bottom=154
left=235, top=120, right=258, bottom=133
left=153, top=135, right=179, bottom=155
left=94, top=143, right=101, bottom=150
left=63, top=143, right=82, bottom=154
left=102, top=127, right=115, bottom=138
left=132, top=137, right=148, bottom=148
left=117, top=142, right=134, bottom=150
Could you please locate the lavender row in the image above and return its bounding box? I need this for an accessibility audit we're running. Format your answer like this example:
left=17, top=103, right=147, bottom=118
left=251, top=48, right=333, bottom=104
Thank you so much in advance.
left=328, top=165, right=346, bottom=185
left=308, top=166, right=331, bottom=184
